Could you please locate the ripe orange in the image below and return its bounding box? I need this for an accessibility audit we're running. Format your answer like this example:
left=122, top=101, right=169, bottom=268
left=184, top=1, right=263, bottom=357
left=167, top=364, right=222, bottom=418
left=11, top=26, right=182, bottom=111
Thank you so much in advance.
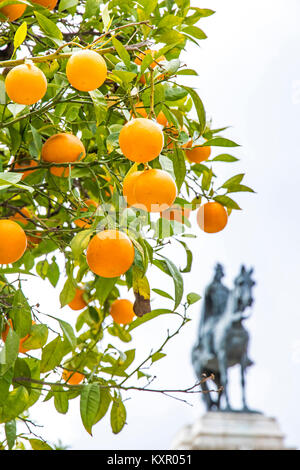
left=0, top=1, right=26, bottom=21
left=13, top=159, right=38, bottom=179
left=62, top=369, right=85, bottom=385
left=68, top=288, right=87, bottom=311
left=74, top=199, right=98, bottom=228
left=185, top=145, right=211, bottom=163
left=197, top=201, right=228, bottom=233
left=134, top=50, right=165, bottom=84
left=110, top=299, right=135, bottom=325
left=161, top=205, right=191, bottom=223
left=41, top=133, right=85, bottom=177
left=31, top=0, right=58, bottom=9
left=134, top=101, right=168, bottom=127
left=119, top=118, right=163, bottom=163
left=86, top=229, right=135, bottom=278
left=10, top=207, right=31, bottom=226
left=66, top=50, right=107, bottom=92
left=122, top=170, right=142, bottom=207
left=134, top=169, right=177, bottom=213
left=0, top=219, right=27, bottom=264
left=1, top=319, right=34, bottom=354
left=5, top=63, right=47, bottom=105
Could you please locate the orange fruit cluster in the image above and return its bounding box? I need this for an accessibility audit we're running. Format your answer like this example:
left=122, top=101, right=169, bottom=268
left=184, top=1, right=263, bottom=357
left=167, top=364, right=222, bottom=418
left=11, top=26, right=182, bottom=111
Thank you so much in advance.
left=66, top=50, right=107, bottom=92
left=0, top=219, right=27, bottom=264
left=109, top=299, right=135, bottom=325
left=41, top=133, right=85, bottom=177
left=185, top=144, right=211, bottom=163
left=123, top=169, right=177, bottom=213
left=86, top=229, right=135, bottom=278
left=119, top=118, right=164, bottom=163
left=62, top=369, right=85, bottom=385
left=5, top=63, right=47, bottom=106
left=0, top=0, right=58, bottom=21
left=4, top=50, right=107, bottom=107
left=197, top=202, right=228, bottom=233
left=13, top=159, right=38, bottom=180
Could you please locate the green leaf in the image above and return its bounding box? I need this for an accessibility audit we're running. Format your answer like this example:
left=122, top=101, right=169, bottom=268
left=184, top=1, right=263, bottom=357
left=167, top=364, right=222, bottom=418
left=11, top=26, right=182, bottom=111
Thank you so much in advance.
left=212, top=154, right=239, bottom=162
left=127, top=309, right=175, bottom=332
left=36, top=259, right=49, bottom=279
left=226, top=184, right=255, bottom=194
left=110, top=70, right=137, bottom=86
left=95, top=276, right=118, bottom=306
left=47, top=258, right=60, bottom=287
left=222, top=173, right=244, bottom=188
left=187, top=292, right=201, bottom=305
left=30, top=125, right=42, bottom=157
left=13, top=358, right=31, bottom=392
left=182, top=86, right=206, bottom=135
left=152, top=288, right=174, bottom=300
left=34, top=11, right=63, bottom=40
left=0, top=172, right=33, bottom=192
left=59, top=320, right=77, bottom=351
left=112, top=37, right=131, bottom=69
left=3, top=329, right=20, bottom=368
left=213, top=195, right=241, bottom=210
left=203, top=137, right=240, bottom=147
left=182, top=26, right=207, bottom=40
left=94, top=381, right=111, bottom=424
left=13, top=21, right=27, bottom=51
left=173, top=147, right=186, bottom=191
left=102, top=3, right=111, bottom=32
left=59, top=278, right=77, bottom=308
left=151, top=352, right=166, bottom=363
left=5, top=419, right=16, bottom=450
left=178, top=240, right=193, bottom=273
left=58, top=0, right=78, bottom=11
left=88, top=90, right=107, bottom=126
left=202, top=167, right=213, bottom=191
left=54, top=387, right=69, bottom=414
left=80, top=383, right=101, bottom=435
left=40, top=336, right=69, bottom=373
left=0, top=386, right=29, bottom=423
left=0, top=368, right=13, bottom=401
left=165, top=258, right=184, bottom=309
left=140, top=53, right=155, bottom=75
left=70, top=229, right=92, bottom=259
left=176, top=68, right=198, bottom=76
left=10, top=290, right=32, bottom=338
left=107, top=323, right=132, bottom=343
left=29, top=439, right=53, bottom=450
left=21, top=324, right=48, bottom=350
left=110, top=397, right=126, bottom=434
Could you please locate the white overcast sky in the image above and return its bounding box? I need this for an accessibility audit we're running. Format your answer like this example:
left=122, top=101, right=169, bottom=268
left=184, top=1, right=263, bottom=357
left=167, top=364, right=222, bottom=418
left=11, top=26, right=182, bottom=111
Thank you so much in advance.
left=17, top=0, right=300, bottom=450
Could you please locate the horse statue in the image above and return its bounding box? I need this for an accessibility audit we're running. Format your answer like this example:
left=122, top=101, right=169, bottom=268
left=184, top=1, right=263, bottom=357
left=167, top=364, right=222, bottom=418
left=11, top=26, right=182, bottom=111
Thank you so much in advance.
left=192, top=264, right=256, bottom=412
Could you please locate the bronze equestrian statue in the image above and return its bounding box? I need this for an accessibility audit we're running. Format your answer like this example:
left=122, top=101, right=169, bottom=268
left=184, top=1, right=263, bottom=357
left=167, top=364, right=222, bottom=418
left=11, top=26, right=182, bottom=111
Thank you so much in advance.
left=192, top=264, right=256, bottom=412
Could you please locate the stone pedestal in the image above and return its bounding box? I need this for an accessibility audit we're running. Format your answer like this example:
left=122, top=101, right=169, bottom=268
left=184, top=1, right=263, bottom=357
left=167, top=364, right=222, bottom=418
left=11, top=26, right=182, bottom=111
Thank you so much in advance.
left=171, top=412, right=290, bottom=450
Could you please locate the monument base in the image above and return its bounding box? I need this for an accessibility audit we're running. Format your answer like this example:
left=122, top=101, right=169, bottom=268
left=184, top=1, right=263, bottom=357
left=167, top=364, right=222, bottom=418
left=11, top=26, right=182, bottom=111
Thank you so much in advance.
left=171, top=412, right=289, bottom=450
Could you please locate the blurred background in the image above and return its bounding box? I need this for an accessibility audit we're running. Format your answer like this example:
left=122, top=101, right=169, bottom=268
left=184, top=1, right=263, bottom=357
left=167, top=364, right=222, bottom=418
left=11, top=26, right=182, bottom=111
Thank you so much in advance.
left=21, top=0, right=300, bottom=449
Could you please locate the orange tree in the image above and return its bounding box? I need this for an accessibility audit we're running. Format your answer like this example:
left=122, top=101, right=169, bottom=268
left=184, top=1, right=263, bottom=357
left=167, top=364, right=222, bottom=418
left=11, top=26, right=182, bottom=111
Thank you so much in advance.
left=0, top=0, right=253, bottom=449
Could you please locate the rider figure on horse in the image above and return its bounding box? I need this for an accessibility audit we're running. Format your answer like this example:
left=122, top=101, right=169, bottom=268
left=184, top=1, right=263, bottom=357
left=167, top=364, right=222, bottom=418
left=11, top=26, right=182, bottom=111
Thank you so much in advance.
left=199, top=263, right=230, bottom=360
